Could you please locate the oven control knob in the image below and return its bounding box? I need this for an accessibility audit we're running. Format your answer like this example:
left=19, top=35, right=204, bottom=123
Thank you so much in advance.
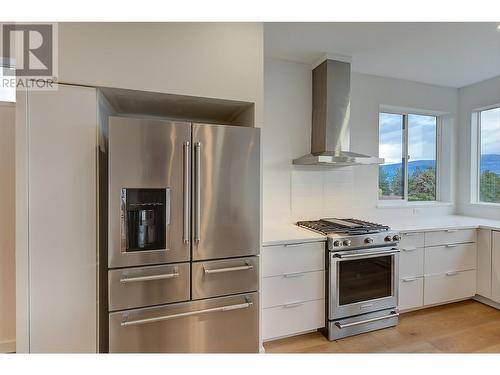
left=333, top=240, right=342, bottom=247
left=365, top=237, right=374, bottom=244
left=384, top=235, right=393, bottom=242
left=392, top=234, right=401, bottom=242
left=343, top=239, right=352, bottom=247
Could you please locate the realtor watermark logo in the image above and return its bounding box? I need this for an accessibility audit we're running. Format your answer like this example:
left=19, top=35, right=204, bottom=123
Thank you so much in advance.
left=1, top=23, right=58, bottom=90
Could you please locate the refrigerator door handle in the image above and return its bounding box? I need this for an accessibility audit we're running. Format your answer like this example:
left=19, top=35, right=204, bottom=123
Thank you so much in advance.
left=183, top=141, right=190, bottom=244
left=194, top=141, right=201, bottom=243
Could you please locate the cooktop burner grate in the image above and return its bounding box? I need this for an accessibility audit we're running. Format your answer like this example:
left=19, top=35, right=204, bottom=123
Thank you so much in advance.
left=297, top=218, right=390, bottom=235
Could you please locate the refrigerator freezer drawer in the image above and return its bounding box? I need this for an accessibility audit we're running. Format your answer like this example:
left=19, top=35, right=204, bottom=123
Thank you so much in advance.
left=108, top=293, right=259, bottom=353
left=192, top=257, right=259, bottom=300
left=108, top=263, right=190, bottom=311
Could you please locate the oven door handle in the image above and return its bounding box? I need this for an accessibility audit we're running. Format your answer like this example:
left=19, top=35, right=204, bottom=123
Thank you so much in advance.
left=335, top=311, right=399, bottom=329
left=334, top=248, right=400, bottom=259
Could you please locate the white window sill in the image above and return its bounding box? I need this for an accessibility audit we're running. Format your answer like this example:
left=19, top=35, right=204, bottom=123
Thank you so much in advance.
left=376, top=201, right=454, bottom=209
left=468, top=202, right=500, bottom=208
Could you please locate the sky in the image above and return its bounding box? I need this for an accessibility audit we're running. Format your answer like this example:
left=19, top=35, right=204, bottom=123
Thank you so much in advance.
left=379, top=112, right=437, bottom=165
left=480, top=107, right=500, bottom=155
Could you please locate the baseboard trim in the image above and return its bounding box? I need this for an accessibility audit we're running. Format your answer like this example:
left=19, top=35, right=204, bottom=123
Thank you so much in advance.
left=399, top=297, right=472, bottom=314
left=474, top=295, right=500, bottom=310
left=0, top=339, right=16, bottom=353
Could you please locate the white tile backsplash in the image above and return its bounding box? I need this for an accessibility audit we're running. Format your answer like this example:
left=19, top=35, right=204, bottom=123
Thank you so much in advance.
left=289, top=168, right=355, bottom=220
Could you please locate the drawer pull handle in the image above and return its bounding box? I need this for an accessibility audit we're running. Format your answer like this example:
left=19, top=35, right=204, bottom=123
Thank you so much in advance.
left=283, top=272, right=305, bottom=278
left=402, top=247, right=417, bottom=252
left=402, top=233, right=420, bottom=237
left=335, top=311, right=399, bottom=329
left=445, top=229, right=459, bottom=233
left=284, top=243, right=303, bottom=248
left=402, top=277, right=419, bottom=282
left=120, top=271, right=179, bottom=284
left=204, top=263, right=253, bottom=274
left=446, top=271, right=458, bottom=276
left=121, top=300, right=253, bottom=327
left=283, top=302, right=303, bottom=309
left=360, top=303, right=374, bottom=309
left=445, top=244, right=458, bottom=248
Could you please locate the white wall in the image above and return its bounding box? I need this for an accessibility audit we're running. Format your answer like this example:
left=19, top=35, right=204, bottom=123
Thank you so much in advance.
left=0, top=103, right=15, bottom=353
left=263, top=58, right=458, bottom=226
left=457, top=75, right=500, bottom=219
left=58, top=22, right=264, bottom=125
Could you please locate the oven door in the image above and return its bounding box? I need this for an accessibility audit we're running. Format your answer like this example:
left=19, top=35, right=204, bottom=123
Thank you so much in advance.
left=329, top=247, right=399, bottom=320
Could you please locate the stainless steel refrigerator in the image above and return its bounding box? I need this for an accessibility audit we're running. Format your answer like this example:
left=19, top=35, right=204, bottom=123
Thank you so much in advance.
left=101, top=116, right=260, bottom=353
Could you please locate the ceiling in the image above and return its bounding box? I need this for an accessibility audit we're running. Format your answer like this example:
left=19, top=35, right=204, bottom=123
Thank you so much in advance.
left=264, top=23, right=500, bottom=88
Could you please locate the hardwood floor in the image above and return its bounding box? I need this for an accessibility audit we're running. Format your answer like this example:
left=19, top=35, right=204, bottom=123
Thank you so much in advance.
left=263, top=300, right=500, bottom=353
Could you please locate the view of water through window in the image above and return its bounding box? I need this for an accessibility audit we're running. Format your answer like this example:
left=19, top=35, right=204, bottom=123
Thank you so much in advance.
left=479, top=107, right=500, bottom=203
left=378, top=112, right=437, bottom=201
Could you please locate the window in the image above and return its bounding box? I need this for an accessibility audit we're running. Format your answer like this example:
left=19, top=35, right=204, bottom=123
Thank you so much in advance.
left=378, top=112, right=438, bottom=202
left=478, top=107, right=500, bottom=204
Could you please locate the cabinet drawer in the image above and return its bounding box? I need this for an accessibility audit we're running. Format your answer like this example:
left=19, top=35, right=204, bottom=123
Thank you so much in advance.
left=399, top=232, right=425, bottom=249
left=262, top=242, right=325, bottom=277
left=192, top=257, right=259, bottom=300
left=262, top=299, right=325, bottom=341
left=424, top=243, right=476, bottom=275
left=262, top=270, right=325, bottom=308
left=399, top=277, right=423, bottom=310
left=424, top=270, right=476, bottom=306
left=108, top=263, right=190, bottom=311
left=424, top=229, right=476, bottom=247
left=400, top=247, right=424, bottom=278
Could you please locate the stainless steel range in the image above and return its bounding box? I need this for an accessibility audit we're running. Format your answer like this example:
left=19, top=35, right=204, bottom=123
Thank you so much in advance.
left=297, top=218, right=401, bottom=340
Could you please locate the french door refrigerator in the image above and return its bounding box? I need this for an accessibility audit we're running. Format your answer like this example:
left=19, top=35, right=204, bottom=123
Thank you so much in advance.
left=103, top=116, right=260, bottom=353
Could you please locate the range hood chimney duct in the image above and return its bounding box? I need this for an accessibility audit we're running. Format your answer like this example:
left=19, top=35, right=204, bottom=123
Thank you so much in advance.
left=293, top=58, right=384, bottom=166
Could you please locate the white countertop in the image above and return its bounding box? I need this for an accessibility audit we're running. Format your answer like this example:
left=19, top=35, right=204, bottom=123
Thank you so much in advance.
left=262, top=223, right=326, bottom=246
left=263, top=215, right=500, bottom=246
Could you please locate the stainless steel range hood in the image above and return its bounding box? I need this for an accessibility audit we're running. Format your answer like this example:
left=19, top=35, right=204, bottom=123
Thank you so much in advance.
left=293, top=59, right=384, bottom=166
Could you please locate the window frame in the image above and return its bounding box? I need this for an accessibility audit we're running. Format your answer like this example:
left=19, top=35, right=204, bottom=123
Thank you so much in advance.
left=473, top=104, right=500, bottom=206
left=378, top=110, right=442, bottom=205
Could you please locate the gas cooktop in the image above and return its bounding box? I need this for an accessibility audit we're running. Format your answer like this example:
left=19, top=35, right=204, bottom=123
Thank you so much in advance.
left=297, top=218, right=399, bottom=251
left=297, top=218, right=390, bottom=236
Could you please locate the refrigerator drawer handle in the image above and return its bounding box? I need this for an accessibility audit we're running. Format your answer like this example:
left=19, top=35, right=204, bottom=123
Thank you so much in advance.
left=335, top=311, right=399, bottom=329
left=183, top=141, right=190, bottom=244
left=194, top=142, right=201, bottom=243
left=121, top=301, right=253, bottom=327
left=120, top=271, right=180, bottom=284
left=204, top=263, right=254, bottom=274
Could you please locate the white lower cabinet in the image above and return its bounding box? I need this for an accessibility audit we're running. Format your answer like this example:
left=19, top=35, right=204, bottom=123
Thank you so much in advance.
left=492, top=231, right=500, bottom=303
left=262, top=271, right=325, bottom=308
left=399, top=247, right=424, bottom=278
left=262, top=299, right=325, bottom=341
left=399, top=229, right=477, bottom=312
left=399, top=277, right=424, bottom=310
left=261, top=241, right=326, bottom=341
left=476, top=229, right=492, bottom=299
left=424, top=270, right=476, bottom=305
left=424, top=243, right=476, bottom=275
